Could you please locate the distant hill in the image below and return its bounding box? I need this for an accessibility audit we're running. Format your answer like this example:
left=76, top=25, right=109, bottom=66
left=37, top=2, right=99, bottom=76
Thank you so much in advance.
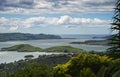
left=61, top=34, right=110, bottom=39
left=70, top=40, right=110, bottom=46
left=0, top=33, right=61, bottom=42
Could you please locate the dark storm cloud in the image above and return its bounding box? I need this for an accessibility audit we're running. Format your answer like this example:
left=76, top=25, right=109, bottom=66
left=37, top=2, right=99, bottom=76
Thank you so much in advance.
left=45, top=0, right=69, bottom=8
left=85, top=0, right=114, bottom=7
left=0, top=0, right=115, bottom=14
left=0, top=0, right=34, bottom=10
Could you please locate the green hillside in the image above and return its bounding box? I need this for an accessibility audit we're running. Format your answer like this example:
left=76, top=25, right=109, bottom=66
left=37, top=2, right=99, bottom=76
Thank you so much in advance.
left=45, top=46, right=84, bottom=53
left=1, top=44, right=85, bottom=53
left=4, top=44, right=42, bottom=52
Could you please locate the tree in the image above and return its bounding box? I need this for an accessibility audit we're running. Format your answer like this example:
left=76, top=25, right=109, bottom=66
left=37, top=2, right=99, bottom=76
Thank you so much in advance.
left=108, top=0, right=120, bottom=58
left=79, top=68, right=96, bottom=77
left=53, top=54, right=112, bottom=77
left=53, top=54, right=120, bottom=77
left=12, top=65, right=53, bottom=77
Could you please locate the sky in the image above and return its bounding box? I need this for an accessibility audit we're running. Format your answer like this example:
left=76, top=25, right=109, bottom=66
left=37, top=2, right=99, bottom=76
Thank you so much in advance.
left=0, top=0, right=115, bottom=34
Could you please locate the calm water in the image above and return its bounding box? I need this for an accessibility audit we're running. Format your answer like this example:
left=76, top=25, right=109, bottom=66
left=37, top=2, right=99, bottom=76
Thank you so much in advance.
left=0, top=38, right=109, bottom=51
left=0, top=51, right=64, bottom=64
left=0, top=36, right=109, bottom=64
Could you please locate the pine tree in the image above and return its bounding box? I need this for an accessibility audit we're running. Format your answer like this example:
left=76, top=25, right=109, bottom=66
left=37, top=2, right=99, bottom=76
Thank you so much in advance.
left=108, top=0, right=120, bottom=58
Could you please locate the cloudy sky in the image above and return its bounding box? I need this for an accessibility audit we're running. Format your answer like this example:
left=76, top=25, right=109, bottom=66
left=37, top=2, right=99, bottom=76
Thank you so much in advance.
left=0, top=0, right=115, bottom=34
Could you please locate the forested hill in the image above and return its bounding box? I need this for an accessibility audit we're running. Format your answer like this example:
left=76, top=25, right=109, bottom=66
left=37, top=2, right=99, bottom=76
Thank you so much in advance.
left=0, top=33, right=61, bottom=42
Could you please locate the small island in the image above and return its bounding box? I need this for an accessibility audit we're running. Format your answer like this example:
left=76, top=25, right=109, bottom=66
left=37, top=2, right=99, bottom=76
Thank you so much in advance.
left=0, top=33, right=61, bottom=42
left=1, top=44, right=84, bottom=53
left=24, top=55, right=34, bottom=60
left=1, top=44, right=43, bottom=52
left=45, top=46, right=84, bottom=53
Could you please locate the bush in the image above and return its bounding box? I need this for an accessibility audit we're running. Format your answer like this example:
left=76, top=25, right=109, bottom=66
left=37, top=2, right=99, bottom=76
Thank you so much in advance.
left=53, top=54, right=113, bottom=77
left=11, top=65, right=53, bottom=77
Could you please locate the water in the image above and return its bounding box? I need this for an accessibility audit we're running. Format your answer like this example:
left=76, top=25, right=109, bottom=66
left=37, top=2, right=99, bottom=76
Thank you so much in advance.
left=0, top=51, right=64, bottom=64
left=0, top=35, right=110, bottom=63
left=60, top=34, right=109, bottom=39
left=0, top=38, right=109, bottom=51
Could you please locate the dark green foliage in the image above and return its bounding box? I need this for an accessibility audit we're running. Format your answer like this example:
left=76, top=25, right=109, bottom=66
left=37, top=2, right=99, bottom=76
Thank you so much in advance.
left=24, top=55, right=34, bottom=60
left=68, top=54, right=111, bottom=77
left=11, top=65, right=53, bottom=77
left=96, top=66, right=107, bottom=77
left=0, top=33, right=61, bottom=42
left=105, top=59, right=120, bottom=77
left=1, top=54, right=120, bottom=77
left=0, top=71, right=11, bottom=77
left=79, top=68, right=96, bottom=77
left=53, top=54, right=120, bottom=77
left=0, top=55, right=71, bottom=74
left=108, top=0, right=120, bottom=58
left=24, top=55, right=34, bottom=58
left=30, top=55, right=71, bottom=67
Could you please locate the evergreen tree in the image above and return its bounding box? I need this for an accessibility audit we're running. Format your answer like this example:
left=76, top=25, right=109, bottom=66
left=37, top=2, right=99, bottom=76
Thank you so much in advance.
left=108, top=0, right=120, bottom=58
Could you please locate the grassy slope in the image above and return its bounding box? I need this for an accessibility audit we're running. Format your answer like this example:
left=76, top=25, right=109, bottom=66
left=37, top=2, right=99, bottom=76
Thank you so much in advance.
left=45, top=46, right=84, bottom=53
left=7, top=44, right=42, bottom=52
left=4, top=44, right=84, bottom=53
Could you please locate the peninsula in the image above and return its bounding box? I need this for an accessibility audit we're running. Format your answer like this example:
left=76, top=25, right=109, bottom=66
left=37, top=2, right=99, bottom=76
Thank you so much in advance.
left=1, top=44, right=43, bottom=52
left=70, top=40, right=110, bottom=46
left=0, top=33, right=61, bottom=42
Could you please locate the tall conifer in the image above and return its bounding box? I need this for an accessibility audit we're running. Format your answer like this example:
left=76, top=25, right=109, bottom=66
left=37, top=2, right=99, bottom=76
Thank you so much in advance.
left=108, top=0, right=120, bottom=58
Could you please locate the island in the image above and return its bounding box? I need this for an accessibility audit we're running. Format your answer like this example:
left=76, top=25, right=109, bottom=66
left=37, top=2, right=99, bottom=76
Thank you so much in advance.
left=45, top=46, right=84, bottom=53
left=0, top=33, right=61, bottom=42
left=24, top=55, right=34, bottom=60
left=1, top=44, right=43, bottom=52
left=70, top=40, right=110, bottom=46
left=1, top=44, right=84, bottom=53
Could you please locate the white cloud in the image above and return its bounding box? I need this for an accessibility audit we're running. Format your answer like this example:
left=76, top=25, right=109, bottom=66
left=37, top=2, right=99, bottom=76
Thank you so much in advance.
left=58, top=15, right=71, bottom=25
left=0, top=15, right=110, bottom=31
left=9, top=26, right=18, bottom=31
left=0, top=17, right=9, bottom=26
left=0, top=17, right=21, bottom=32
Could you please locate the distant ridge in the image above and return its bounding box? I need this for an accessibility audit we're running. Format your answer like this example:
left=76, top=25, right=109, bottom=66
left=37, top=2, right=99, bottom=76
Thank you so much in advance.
left=60, top=34, right=110, bottom=39
left=0, top=33, right=61, bottom=42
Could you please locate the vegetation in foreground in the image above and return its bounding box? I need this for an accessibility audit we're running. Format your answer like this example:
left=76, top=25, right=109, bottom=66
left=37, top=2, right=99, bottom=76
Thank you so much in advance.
left=0, top=54, right=71, bottom=77
left=0, top=54, right=120, bottom=77
left=53, top=54, right=120, bottom=77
